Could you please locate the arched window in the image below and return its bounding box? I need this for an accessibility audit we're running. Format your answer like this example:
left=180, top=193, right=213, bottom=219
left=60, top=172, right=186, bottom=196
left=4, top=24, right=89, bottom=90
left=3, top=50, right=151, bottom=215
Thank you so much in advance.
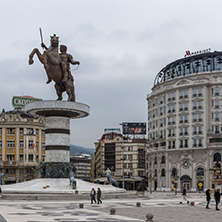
left=161, top=155, right=165, bottom=164
left=214, top=153, right=221, bottom=162
left=154, top=157, right=157, bottom=164
left=154, top=169, right=157, bottom=177
left=196, top=167, right=204, bottom=176
left=171, top=168, right=177, bottom=177
left=161, top=169, right=165, bottom=177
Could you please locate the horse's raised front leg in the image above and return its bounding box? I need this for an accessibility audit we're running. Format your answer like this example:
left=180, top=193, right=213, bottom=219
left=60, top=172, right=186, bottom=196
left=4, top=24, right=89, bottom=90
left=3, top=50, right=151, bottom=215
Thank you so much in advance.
left=29, top=48, right=44, bottom=65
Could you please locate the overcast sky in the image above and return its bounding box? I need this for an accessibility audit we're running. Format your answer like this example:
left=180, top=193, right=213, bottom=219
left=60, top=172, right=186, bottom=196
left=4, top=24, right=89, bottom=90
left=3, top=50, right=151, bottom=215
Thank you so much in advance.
left=0, top=0, right=222, bottom=148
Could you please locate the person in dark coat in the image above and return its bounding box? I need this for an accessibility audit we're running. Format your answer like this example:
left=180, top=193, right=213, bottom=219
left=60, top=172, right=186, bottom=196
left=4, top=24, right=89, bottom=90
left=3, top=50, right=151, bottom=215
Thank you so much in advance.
left=205, top=189, right=211, bottom=209
left=90, top=188, right=96, bottom=204
left=179, top=187, right=189, bottom=204
left=97, top=188, right=102, bottom=204
left=214, top=188, right=222, bottom=210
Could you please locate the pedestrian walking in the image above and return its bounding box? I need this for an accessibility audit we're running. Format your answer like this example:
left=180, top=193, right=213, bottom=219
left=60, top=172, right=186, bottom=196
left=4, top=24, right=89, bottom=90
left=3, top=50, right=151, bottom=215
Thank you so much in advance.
left=90, top=188, right=97, bottom=204
left=214, top=188, right=222, bottom=210
left=97, top=188, right=102, bottom=204
left=179, top=187, right=189, bottom=204
left=205, top=189, right=211, bottom=209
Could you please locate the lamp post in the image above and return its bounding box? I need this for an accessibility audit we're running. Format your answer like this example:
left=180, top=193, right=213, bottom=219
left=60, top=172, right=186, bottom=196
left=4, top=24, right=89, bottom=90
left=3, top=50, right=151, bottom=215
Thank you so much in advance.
left=119, top=122, right=125, bottom=189
left=121, top=145, right=125, bottom=189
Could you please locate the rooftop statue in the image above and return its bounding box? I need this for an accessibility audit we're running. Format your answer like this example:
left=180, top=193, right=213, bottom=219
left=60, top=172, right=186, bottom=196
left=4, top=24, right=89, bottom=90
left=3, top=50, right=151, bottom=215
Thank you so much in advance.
left=28, top=29, right=80, bottom=102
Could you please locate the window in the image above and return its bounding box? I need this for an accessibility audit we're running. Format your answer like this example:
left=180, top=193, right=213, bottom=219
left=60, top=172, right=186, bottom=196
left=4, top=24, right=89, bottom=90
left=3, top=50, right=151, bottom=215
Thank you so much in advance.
left=128, top=163, right=132, bottom=169
left=36, top=141, right=39, bottom=149
left=42, top=142, right=45, bottom=150
left=214, top=153, right=221, bottom=162
left=215, top=125, right=220, bottom=134
left=193, top=101, right=197, bottom=109
left=214, top=100, right=220, bottom=108
left=19, top=155, right=23, bottom=162
left=161, top=156, right=165, bottom=164
left=7, top=128, right=15, bottom=135
left=27, top=128, right=34, bottom=134
left=128, top=154, right=133, bottom=160
left=161, top=169, right=165, bottom=177
left=7, top=141, right=15, bottom=148
left=20, top=140, right=24, bottom=148
left=19, top=128, right=23, bottom=135
left=193, top=139, right=197, bottom=147
left=28, top=140, right=34, bottom=148
left=193, top=88, right=202, bottom=97
left=180, top=139, right=188, bottom=148
left=215, top=87, right=220, bottom=96
left=215, top=113, right=220, bottom=121
left=193, top=126, right=197, bottom=134
left=127, top=146, right=133, bottom=151
left=198, top=138, right=203, bottom=147
left=171, top=168, right=177, bottom=177
left=197, top=167, right=204, bottom=176
left=0, top=128, right=2, bottom=135
left=28, top=154, right=34, bottom=162
left=7, top=154, right=14, bottom=161
left=0, top=141, right=2, bottom=148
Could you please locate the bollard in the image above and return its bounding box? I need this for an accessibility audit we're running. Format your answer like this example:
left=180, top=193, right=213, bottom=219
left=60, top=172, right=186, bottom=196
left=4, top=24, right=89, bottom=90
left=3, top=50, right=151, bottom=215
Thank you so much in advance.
left=75, top=190, right=78, bottom=194
left=136, top=202, right=141, bottom=207
left=110, top=208, right=116, bottom=215
left=190, top=201, right=195, bottom=206
left=79, top=203, right=84, bottom=208
left=146, top=213, right=153, bottom=222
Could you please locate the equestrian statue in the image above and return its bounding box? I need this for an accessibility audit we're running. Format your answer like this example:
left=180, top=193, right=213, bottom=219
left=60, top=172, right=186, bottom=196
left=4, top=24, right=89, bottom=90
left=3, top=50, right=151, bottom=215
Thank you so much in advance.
left=28, top=28, right=80, bottom=102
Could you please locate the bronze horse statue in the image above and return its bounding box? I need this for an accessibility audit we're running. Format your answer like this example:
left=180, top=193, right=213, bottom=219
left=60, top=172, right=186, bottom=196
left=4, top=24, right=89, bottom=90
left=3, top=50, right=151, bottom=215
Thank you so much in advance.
left=28, top=34, right=79, bottom=102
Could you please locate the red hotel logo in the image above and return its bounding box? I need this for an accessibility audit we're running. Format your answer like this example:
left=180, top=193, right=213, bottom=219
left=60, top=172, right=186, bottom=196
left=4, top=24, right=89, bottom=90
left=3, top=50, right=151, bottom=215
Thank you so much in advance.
left=184, top=48, right=211, bottom=57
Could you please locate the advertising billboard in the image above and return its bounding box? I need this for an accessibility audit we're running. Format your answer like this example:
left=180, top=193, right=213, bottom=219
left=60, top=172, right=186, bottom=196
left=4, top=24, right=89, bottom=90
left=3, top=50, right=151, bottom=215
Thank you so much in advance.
left=122, top=122, right=146, bottom=135
left=12, top=96, right=42, bottom=109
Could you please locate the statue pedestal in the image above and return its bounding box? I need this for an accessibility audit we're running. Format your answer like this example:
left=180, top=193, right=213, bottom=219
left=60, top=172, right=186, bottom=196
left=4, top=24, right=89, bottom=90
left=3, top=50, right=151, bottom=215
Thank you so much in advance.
left=25, top=100, right=90, bottom=178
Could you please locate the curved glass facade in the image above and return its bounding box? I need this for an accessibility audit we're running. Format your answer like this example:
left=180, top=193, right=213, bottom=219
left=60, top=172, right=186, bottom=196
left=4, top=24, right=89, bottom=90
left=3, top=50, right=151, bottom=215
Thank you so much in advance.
left=154, top=51, right=222, bottom=86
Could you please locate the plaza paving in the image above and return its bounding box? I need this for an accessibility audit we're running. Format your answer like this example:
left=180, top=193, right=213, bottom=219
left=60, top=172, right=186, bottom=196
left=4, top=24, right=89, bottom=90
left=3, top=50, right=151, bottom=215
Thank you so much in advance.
left=0, top=192, right=221, bottom=222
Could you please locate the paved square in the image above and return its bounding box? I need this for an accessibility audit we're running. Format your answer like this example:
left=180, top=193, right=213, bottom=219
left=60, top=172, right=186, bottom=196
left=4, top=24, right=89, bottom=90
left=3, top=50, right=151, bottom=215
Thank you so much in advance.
left=0, top=192, right=221, bottom=221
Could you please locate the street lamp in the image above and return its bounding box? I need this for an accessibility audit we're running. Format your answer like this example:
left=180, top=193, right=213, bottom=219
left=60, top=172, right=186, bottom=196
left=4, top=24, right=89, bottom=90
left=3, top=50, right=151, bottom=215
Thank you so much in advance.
left=121, top=144, right=125, bottom=189
left=119, top=123, right=125, bottom=189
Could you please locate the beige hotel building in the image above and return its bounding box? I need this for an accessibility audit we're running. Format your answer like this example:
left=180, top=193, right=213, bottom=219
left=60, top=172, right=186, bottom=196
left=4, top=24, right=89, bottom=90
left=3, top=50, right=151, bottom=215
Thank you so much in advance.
left=147, top=50, right=222, bottom=191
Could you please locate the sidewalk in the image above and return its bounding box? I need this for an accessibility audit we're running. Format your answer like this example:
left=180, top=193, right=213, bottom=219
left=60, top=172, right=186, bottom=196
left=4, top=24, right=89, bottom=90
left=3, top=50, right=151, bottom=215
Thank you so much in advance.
left=0, top=192, right=221, bottom=221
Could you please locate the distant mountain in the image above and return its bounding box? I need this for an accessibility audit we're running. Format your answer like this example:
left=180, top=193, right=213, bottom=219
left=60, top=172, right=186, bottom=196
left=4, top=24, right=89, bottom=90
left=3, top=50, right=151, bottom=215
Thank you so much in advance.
left=70, top=144, right=95, bottom=156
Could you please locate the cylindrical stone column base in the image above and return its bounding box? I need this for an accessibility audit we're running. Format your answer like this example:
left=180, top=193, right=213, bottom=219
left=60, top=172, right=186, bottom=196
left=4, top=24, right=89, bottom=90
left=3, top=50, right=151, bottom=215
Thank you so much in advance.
left=40, top=162, right=75, bottom=178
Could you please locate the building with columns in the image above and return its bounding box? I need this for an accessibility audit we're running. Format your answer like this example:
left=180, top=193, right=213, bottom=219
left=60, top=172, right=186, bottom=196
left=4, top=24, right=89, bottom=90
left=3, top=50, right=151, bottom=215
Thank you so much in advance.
left=147, top=50, right=222, bottom=192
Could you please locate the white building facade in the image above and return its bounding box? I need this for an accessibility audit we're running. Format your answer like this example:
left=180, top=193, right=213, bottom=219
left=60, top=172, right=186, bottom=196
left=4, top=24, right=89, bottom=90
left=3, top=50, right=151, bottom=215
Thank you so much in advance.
left=147, top=51, right=222, bottom=192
